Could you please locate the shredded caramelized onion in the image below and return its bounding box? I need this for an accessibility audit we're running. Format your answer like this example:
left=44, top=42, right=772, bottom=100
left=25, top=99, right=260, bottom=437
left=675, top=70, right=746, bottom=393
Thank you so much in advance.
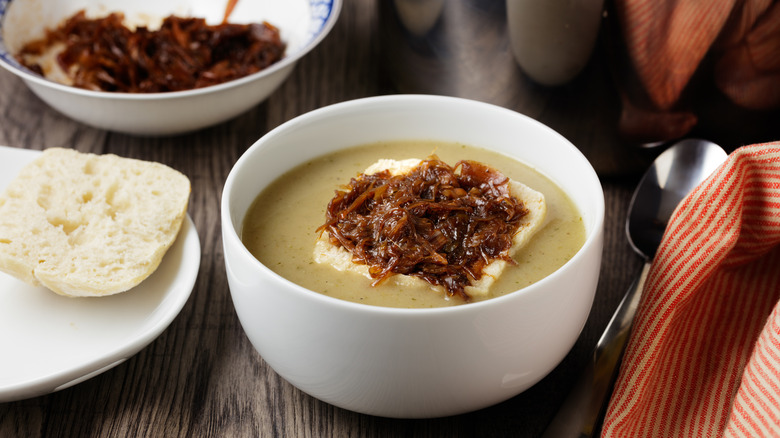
left=17, top=10, right=286, bottom=93
left=317, top=156, right=530, bottom=301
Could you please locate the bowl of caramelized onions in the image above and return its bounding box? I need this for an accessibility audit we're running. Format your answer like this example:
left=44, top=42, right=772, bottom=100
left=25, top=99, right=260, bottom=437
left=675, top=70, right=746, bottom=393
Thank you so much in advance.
left=0, top=0, right=341, bottom=135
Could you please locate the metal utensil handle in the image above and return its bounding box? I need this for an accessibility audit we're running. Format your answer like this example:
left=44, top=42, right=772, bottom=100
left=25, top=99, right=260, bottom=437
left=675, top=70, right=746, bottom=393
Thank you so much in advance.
left=541, top=262, right=651, bottom=438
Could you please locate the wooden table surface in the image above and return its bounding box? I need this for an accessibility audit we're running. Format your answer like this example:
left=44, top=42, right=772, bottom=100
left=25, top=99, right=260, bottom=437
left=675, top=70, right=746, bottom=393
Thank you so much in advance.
left=1, top=1, right=778, bottom=437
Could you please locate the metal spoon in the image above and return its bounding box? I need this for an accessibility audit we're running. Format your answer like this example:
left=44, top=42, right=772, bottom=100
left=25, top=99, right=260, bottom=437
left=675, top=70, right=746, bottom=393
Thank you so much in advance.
left=542, top=139, right=728, bottom=438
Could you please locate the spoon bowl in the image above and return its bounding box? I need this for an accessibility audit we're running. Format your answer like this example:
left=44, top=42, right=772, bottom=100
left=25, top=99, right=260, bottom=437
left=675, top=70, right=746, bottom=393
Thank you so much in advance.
left=543, top=138, right=727, bottom=437
left=627, top=139, right=730, bottom=259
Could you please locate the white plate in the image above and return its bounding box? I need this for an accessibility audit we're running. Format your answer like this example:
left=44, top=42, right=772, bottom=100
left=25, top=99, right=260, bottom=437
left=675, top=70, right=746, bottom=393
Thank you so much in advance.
left=0, top=145, right=201, bottom=402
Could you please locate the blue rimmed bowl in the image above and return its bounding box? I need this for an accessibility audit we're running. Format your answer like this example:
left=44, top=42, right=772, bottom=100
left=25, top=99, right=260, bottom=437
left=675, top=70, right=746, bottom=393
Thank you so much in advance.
left=0, top=0, right=341, bottom=135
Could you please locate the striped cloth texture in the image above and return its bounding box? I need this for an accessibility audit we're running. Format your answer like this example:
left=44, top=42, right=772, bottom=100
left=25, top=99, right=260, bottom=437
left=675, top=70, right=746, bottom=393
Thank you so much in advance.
left=614, top=0, right=780, bottom=142
left=601, top=143, right=780, bottom=437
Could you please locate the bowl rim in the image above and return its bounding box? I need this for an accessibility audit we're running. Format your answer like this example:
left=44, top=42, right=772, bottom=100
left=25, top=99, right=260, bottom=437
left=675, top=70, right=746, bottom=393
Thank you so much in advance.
left=0, top=0, right=342, bottom=100
left=222, top=94, right=605, bottom=316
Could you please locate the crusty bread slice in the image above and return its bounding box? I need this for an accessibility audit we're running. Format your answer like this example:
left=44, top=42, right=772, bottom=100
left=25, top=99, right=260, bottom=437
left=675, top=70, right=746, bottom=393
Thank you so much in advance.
left=314, top=158, right=547, bottom=297
left=0, top=148, right=191, bottom=297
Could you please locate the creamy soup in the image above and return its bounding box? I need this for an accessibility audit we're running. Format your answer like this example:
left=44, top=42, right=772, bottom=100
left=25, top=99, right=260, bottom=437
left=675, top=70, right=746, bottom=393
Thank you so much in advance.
left=242, top=141, right=585, bottom=308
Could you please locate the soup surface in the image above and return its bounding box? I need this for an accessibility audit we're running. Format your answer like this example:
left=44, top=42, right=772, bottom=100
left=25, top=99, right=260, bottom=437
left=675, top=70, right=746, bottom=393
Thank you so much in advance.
left=242, top=141, right=586, bottom=308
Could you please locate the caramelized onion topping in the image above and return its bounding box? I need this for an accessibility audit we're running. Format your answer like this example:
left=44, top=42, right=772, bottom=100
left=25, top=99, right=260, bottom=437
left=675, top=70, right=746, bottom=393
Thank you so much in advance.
left=318, top=156, right=530, bottom=301
left=17, top=10, right=286, bottom=93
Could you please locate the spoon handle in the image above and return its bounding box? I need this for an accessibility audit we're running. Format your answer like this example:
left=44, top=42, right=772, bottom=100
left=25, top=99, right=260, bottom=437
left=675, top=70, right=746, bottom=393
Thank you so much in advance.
left=541, top=261, right=651, bottom=438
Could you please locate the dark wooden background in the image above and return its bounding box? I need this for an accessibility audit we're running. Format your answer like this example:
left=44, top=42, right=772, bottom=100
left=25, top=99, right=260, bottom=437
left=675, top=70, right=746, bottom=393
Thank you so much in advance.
left=1, top=1, right=777, bottom=436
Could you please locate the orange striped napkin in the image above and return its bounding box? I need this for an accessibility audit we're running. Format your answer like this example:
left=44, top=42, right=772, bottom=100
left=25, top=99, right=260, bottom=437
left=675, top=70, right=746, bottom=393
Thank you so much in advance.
left=614, top=0, right=780, bottom=142
left=601, top=142, right=780, bottom=437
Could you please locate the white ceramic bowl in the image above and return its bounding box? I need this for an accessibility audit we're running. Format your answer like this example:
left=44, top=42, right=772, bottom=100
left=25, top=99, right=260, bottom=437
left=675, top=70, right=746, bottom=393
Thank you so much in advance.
left=221, top=95, right=605, bottom=418
left=0, top=0, right=341, bottom=135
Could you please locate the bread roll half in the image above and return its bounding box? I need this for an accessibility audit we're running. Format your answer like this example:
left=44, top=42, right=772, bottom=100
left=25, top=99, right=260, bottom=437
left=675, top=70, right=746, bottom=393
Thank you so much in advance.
left=0, top=148, right=191, bottom=297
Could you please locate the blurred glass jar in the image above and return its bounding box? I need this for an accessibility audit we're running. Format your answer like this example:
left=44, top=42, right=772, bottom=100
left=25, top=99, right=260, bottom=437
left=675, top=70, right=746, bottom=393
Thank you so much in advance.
left=379, top=0, right=522, bottom=106
left=507, top=0, right=604, bottom=86
left=379, top=0, right=604, bottom=102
